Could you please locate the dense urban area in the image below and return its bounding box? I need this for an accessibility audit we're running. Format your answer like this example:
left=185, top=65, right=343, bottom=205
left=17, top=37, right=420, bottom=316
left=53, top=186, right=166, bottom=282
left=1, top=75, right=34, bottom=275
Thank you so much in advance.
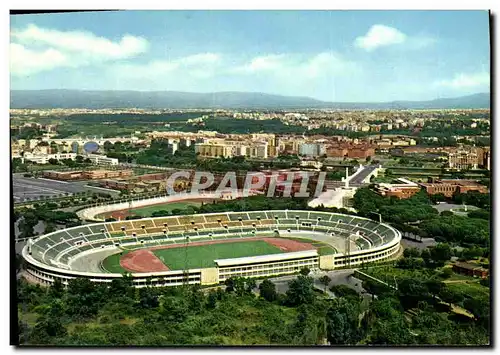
left=12, top=106, right=490, bottom=346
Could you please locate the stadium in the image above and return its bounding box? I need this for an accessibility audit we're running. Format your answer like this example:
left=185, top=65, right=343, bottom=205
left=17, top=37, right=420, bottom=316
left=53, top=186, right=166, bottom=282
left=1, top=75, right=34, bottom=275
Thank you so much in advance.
left=22, top=210, right=402, bottom=288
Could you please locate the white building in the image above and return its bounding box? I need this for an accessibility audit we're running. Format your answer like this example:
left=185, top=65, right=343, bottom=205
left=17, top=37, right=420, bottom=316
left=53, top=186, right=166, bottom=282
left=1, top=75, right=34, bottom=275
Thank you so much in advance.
left=84, top=154, right=119, bottom=165
left=23, top=152, right=77, bottom=164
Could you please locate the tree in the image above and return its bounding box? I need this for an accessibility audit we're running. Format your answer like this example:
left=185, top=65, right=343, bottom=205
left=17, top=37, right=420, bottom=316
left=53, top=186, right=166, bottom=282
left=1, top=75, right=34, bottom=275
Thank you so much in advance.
left=246, top=278, right=257, bottom=293
left=329, top=284, right=359, bottom=299
left=160, top=296, right=189, bottom=323
left=138, top=287, right=160, bottom=309
left=430, top=243, right=452, bottom=265
left=188, top=285, right=205, bottom=313
left=463, top=297, right=490, bottom=329
left=438, top=287, right=462, bottom=306
left=319, top=275, right=331, bottom=291
left=440, top=267, right=454, bottom=279
left=421, top=248, right=432, bottom=267
left=326, top=298, right=362, bottom=345
left=286, top=275, right=315, bottom=306
left=44, top=222, right=57, bottom=234
left=289, top=305, right=326, bottom=345
left=425, top=279, right=444, bottom=299
left=31, top=314, right=67, bottom=343
left=259, top=279, right=277, bottom=302
left=65, top=278, right=106, bottom=318
left=397, top=278, right=430, bottom=307
left=206, top=290, right=218, bottom=309
left=299, top=267, right=311, bottom=276
left=48, top=278, right=65, bottom=299
left=403, top=247, right=421, bottom=258
left=440, top=211, right=454, bottom=217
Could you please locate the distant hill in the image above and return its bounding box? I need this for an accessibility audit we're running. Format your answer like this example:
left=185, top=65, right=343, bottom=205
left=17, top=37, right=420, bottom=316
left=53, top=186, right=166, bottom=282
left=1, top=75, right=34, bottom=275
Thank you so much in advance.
left=10, top=90, right=490, bottom=110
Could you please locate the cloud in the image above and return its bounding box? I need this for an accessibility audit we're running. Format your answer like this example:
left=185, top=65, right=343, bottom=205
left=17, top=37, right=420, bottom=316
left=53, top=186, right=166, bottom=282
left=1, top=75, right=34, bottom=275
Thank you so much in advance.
left=354, top=24, right=407, bottom=51
left=232, top=52, right=359, bottom=78
left=106, top=52, right=360, bottom=96
left=10, top=24, right=149, bottom=76
left=112, top=53, right=222, bottom=79
left=435, top=71, right=490, bottom=89
left=10, top=43, right=71, bottom=76
left=408, top=36, right=437, bottom=49
left=233, top=54, right=288, bottom=73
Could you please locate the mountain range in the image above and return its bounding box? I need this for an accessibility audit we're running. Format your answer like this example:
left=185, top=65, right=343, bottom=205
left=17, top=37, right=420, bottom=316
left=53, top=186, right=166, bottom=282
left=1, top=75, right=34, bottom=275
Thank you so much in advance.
left=10, top=90, right=490, bottom=110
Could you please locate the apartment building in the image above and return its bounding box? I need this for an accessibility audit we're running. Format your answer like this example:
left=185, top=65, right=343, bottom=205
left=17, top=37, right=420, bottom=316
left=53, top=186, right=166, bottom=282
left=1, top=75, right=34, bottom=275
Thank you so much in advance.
left=448, top=150, right=480, bottom=170
left=299, top=143, right=326, bottom=157
left=195, top=139, right=269, bottom=159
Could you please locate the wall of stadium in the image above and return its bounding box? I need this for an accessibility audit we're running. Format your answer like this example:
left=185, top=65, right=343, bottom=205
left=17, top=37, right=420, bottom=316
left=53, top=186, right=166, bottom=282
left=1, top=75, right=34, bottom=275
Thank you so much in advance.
left=22, top=210, right=402, bottom=288
left=76, top=190, right=258, bottom=221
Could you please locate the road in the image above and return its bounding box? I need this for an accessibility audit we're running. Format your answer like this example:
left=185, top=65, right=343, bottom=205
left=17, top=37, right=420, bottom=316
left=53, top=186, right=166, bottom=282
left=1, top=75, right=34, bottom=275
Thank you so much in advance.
left=255, top=269, right=367, bottom=297
left=432, top=203, right=479, bottom=215
left=401, top=237, right=437, bottom=251
left=348, top=165, right=379, bottom=185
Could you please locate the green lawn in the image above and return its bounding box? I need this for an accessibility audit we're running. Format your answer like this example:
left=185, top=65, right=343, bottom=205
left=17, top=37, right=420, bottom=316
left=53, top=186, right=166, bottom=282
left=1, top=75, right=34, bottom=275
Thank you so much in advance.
left=446, top=281, right=489, bottom=299
left=154, top=240, right=284, bottom=270
left=101, top=253, right=125, bottom=273
left=131, top=201, right=202, bottom=217
left=317, top=245, right=337, bottom=256
left=101, top=239, right=285, bottom=273
left=362, top=265, right=435, bottom=284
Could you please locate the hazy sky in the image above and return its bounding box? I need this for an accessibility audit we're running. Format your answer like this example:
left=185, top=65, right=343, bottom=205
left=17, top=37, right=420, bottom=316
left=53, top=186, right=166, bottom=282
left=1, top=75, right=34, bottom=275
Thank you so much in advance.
left=10, top=10, right=490, bottom=102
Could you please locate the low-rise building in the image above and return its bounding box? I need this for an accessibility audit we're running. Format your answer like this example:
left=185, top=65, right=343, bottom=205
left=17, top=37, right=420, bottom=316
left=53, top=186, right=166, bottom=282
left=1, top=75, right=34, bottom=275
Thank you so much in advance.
left=23, top=152, right=77, bottom=164
left=42, top=170, right=84, bottom=181
left=452, top=262, right=488, bottom=279
left=419, top=178, right=488, bottom=197
left=82, top=169, right=133, bottom=180
left=372, top=178, right=421, bottom=199
left=85, top=154, right=119, bottom=165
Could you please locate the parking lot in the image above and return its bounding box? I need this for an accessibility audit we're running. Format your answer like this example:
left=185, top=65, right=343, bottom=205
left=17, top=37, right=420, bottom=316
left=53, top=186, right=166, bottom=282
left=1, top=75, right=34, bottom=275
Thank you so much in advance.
left=12, top=174, right=119, bottom=202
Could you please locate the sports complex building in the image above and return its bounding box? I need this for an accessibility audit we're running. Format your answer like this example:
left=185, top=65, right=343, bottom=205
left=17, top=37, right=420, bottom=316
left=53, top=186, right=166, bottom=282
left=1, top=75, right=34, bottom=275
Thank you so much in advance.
left=22, top=209, right=402, bottom=288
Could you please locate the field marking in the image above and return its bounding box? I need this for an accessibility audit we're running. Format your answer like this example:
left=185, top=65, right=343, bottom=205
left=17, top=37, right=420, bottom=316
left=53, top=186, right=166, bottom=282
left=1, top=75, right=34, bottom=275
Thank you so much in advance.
left=38, top=178, right=70, bottom=184
left=84, top=185, right=119, bottom=192
left=13, top=182, right=68, bottom=193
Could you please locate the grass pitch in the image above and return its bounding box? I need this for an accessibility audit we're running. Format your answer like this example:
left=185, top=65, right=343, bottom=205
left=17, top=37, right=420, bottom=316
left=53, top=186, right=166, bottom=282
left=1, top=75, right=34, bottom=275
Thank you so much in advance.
left=153, top=240, right=284, bottom=270
left=101, top=239, right=285, bottom=273
left=101, top=253, right=125, bottom=273
left=98, top=200, right=205, bottom=219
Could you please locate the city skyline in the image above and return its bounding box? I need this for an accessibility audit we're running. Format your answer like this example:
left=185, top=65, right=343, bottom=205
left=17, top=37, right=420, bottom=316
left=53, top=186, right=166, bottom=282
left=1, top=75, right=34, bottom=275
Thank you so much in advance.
left=10, top=10, right=491, bottom=102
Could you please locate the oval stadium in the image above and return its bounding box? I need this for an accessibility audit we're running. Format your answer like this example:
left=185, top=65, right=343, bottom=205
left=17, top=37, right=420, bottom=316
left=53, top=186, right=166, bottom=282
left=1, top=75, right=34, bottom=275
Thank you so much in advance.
left=22, top=210, right=402, bottom=287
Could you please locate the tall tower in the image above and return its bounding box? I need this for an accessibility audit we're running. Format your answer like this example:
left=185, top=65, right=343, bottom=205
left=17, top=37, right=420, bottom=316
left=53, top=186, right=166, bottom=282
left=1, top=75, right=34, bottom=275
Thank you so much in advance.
left=344, top=167, right=349, bottom=189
